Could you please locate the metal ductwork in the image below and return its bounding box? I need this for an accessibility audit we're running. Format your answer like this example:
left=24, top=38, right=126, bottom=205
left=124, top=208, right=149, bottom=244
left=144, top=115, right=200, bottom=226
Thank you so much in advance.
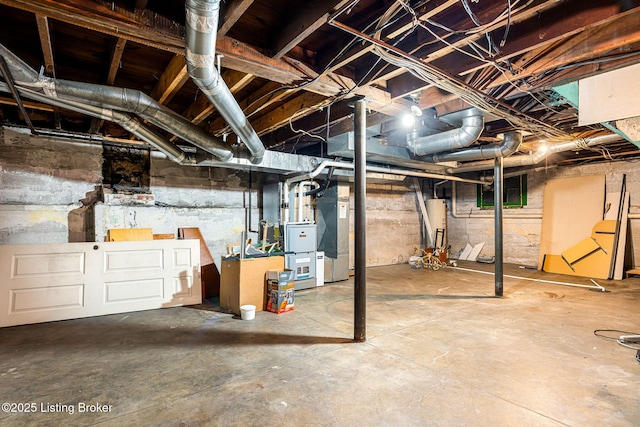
left=407, top=108, right=484, bottom=157
left=422, top=130, right=522, bottom=164
left=185, top=0, right=266, bottom=164
left=0, top=44, right=39, bottom=84
left=449, top=133, right=621, bottom=174
left=0, top=82, right=197, bottom=165
left=0, top=42, right=232, bottom=162
left=43, top=79, right=232, bottom=162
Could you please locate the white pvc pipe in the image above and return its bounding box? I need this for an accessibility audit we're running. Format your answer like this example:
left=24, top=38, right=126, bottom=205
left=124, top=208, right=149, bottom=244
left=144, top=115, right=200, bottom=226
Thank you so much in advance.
left=286, top=160, right=487, bottom=186
left=283, top=160, right=487, bottom=225
left=451, top=266, right=606, bottom=291
left=295, top=181, right=319, bottom=222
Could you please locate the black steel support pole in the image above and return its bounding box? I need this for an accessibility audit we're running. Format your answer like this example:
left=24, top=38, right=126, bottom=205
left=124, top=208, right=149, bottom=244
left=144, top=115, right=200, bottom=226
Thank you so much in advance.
left=354, top=98, right=367, bottom=342
left=494, top=156, right=504, bottom=297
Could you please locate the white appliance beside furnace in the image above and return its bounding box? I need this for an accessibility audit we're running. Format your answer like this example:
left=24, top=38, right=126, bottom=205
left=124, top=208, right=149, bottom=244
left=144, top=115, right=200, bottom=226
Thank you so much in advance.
left=284, top=223, right=317, bottom=290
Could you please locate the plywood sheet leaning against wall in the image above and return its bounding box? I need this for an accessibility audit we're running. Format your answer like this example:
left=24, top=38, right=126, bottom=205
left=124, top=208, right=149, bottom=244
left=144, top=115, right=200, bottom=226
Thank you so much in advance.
left=542, top=220, right=616, bottom=279
left=541, top=174, right=630, bottom=280
left=604, top=175, right=630, bottom=280
left=178, top=227, right=220, bottom=298
left=538, top=175, right=606, bottom=269
left=107, top=227, right=153, bottom=241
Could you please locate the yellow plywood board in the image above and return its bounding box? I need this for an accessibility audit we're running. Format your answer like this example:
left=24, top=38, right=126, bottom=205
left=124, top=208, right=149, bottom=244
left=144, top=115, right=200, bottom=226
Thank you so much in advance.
left=593, top=220, right=617, bottom=234
left=542, top=254, right=575, bottom=275
left=538, top=175, right=605, bottom=268
left=561, top=238, right=601, bottom=265
left=543, top=220, right=616, bottom=280
left=107, top=228, right=153, bottom=242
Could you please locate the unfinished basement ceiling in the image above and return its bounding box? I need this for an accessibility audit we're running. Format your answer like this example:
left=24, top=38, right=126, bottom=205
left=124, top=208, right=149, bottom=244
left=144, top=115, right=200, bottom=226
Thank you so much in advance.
left=0, top=0, right=639, bottom=169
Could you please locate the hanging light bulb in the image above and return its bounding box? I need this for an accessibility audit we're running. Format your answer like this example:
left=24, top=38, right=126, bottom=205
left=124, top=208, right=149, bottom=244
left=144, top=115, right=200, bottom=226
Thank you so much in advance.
left=402, top=113, right=415, bottom=127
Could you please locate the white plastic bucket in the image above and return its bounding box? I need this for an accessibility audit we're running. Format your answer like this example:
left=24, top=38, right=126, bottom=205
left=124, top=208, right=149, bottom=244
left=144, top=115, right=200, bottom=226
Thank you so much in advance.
left=240, top=304, right=256, bottom=320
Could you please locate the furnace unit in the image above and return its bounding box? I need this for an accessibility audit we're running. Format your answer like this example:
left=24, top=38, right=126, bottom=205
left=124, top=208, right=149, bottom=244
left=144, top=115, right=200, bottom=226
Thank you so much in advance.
left=285, top=223, right=317, bottom=290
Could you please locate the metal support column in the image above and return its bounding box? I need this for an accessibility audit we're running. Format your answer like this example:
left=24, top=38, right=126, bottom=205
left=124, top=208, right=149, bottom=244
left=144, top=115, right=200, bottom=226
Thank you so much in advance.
left=494, top=156, right=504, bottom=297
left=354, top=98, right=367, bottom=342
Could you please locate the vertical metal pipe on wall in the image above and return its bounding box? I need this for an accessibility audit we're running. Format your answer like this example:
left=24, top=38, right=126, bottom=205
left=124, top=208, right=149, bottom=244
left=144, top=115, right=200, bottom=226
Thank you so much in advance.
left=494, top=157, right=504, bottom=297
left=354, top=98, right=367, bottom=342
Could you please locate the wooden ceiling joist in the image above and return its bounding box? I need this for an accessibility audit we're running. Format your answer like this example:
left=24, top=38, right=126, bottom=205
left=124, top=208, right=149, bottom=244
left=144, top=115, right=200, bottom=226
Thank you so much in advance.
left=35, top=14, right=55, bottom=76
left=0, top=96, right=55, bottom=112
left=365, top=0, right=581, bottom=98
left=218, top=0, right=254, bottom=37
left=249, top=91, right=333, bottom=136
left=181, top=70, right=255, bottom=125
left=106, top=37, right=127, bottom=85
left=456, top=0, right=625, bottom=78
left=207, top=81, right=290, bottom=135
left=270, top=0, right=350, bottom=59
left=149, top=55, right=189, bottom=105
left=0, top=0, right=408, bottom=117
left=486, top=8, right=640, bottom=89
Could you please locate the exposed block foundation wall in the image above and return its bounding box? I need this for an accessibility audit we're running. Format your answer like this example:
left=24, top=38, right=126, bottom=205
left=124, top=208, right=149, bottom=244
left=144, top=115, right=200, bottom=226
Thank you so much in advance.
left=448, top=163, right=640, bottom=268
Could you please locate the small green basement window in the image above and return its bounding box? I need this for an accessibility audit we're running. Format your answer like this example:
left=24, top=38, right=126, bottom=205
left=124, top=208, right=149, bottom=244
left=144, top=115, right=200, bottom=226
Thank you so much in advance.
left=477, top=174, right=527, bottom=208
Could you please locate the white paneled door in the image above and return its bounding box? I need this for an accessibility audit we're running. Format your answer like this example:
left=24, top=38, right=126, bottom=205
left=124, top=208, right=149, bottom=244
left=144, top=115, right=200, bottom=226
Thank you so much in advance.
left=0, top=240, right=201, bottom=327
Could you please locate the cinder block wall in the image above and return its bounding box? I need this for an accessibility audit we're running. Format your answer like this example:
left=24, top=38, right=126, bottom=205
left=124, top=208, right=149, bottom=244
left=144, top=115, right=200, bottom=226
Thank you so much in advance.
left=348, top=182, right=422, bottom=268
left=448, top=162, right=640, bottom=268
left=0, top=127, right=102, bottom=244
left=0, top=127, right=258, bottom=265
left=0, top=126, right=423, bottom=269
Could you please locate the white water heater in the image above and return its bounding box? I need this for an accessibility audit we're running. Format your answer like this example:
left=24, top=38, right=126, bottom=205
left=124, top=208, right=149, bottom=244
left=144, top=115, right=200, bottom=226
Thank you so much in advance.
left=426, top=198, right=447, bottom=248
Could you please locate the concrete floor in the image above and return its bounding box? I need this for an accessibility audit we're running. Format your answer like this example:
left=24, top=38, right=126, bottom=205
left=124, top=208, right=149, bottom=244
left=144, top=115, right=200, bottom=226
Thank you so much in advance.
left=0, top=262, right=639, bottom=426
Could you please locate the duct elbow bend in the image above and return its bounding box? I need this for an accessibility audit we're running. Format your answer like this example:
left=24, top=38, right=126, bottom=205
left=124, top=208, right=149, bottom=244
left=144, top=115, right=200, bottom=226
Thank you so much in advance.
left=217, top=150, right=234, bottom=162
left=249, top=144, right=266, bottom=164
left=122, top=88, right=154, bottom=116
left=249, top=154, right=264, bottom=164
left=410, top=113, right=484, bottom=157
left=177, top=153, right=198, bottom=165
left=499, top=131, right=523, bottom=157
left=459, top=115, right=484, bottom=143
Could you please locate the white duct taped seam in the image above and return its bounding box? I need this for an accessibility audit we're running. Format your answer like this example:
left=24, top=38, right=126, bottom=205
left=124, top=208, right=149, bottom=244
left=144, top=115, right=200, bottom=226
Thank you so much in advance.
left=40, top=78, right=57, bottom=98
left=185, top=8, right=217, bottom=33
left=185, top=48, right=215, bottom=69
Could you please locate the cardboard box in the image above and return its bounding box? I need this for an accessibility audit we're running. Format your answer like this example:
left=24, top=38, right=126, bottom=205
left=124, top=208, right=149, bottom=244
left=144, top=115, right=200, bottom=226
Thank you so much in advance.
left=219, top=256, right=284, bottom=315
left=266, top=269, right=295, bottom=314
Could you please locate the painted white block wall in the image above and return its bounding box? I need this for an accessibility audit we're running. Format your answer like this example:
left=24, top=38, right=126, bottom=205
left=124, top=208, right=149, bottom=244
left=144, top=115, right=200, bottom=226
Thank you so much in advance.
left=0, top=127, right=101, bottom=244
left=448, top=161, right=640, bottom=268
left=349, top=183, right=422, bottom=268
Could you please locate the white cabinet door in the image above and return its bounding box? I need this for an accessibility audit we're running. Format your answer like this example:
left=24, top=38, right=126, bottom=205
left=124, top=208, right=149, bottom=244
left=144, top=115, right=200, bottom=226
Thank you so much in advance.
left=0, top=240, right=201, bottom=327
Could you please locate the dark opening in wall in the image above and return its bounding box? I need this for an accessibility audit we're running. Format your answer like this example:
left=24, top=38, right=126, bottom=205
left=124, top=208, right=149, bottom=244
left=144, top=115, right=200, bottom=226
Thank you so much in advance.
left=102, top=142, right=151, bottom=193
